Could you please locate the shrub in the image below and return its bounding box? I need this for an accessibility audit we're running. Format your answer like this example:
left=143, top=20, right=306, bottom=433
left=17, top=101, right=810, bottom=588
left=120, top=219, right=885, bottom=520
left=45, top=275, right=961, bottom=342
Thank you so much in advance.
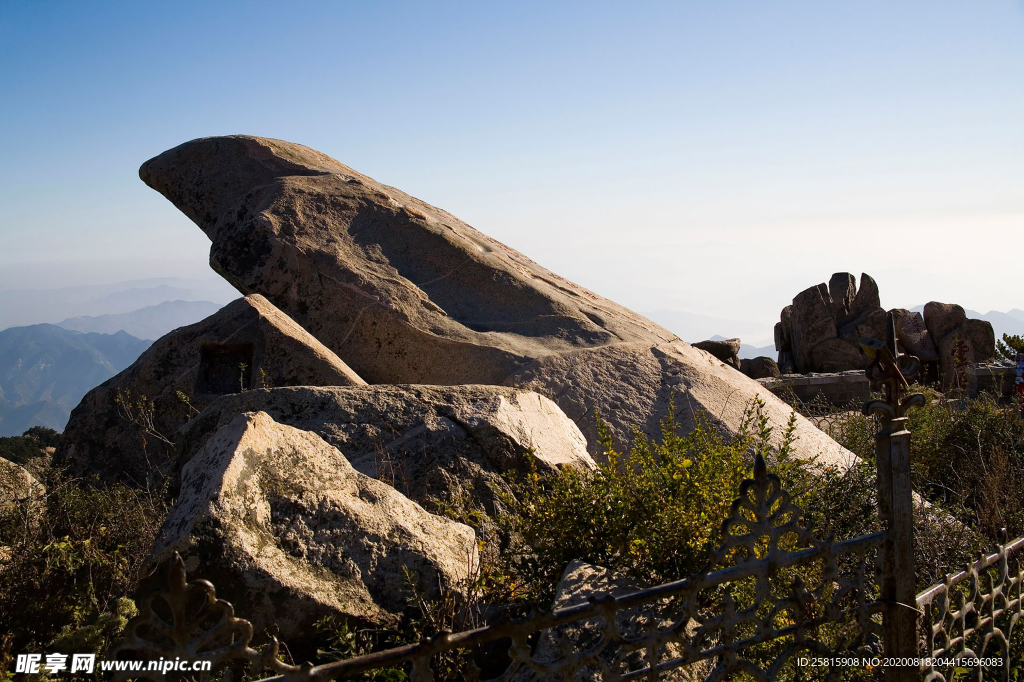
left=0, top=466, right=166, bottom=674
left=498, top=397, right=807, bottom=597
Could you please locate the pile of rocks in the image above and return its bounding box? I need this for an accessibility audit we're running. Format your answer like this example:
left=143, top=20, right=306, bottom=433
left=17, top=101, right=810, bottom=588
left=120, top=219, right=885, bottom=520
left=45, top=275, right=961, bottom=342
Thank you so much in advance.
left=773, top=273, right=995, bottom=388
left=44, top=136, right=860, bottom=645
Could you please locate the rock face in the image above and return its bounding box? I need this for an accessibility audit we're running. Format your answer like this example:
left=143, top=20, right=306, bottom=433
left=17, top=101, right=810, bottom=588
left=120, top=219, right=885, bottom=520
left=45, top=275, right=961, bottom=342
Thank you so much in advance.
left=139, top=135, right=858, bottom=470
left=176, top=385, right=595, bottom=519
left=790, top=284, right=839, bottom=373
left=0, top=457, right=44, bottom=513
left=776, top=273, right=883, bottom=374
left=892, top=309, right=939, bottom=362
left=150, top=411, right=478, bottom=644
left=55, top=294, right=364, bottom=482
left=746, top=356, right=780, bottom=380
left=692, top=338, right=741, bottom=370
left=924, top=302, right=995, bottom=389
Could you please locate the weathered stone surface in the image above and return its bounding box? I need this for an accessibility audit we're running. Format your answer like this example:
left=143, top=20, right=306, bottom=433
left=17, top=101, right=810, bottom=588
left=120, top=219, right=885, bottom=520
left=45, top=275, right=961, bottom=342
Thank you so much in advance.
left=777, top=350, right=796, bottom=375
left=0, top=457, right=44, bottom=513
left=526, top=560, right=707, bottom=681
left=789, top=284, right=837, bottom=374
left=177, top=385, right=595, bottom=518
left=692, top=338, right=741, bottom=370
left=936, top=319, right=996, bottom=389
left=746, top=356, right=780, bottom=380
left=778, top=306, right=793, bottom=352
left=924, top=302, right=995, bottom=388
left=843, top=273, right=881, bottom=326
left=924, top=302, right=969, bottom=348
left=140, top=135, right=861, bottom=470
left=808, top=338, right=867, bottom=373
left=505, top=342, right=857, bottom=471
left=891, top=309, right=938, bottom=362
left=150, top=411, right=477, bottom=644
left=837, top=307, right=886, bottom=343
left=828, top=272, right=857, bottom=321
left=56, top=295, right=364, bottom=483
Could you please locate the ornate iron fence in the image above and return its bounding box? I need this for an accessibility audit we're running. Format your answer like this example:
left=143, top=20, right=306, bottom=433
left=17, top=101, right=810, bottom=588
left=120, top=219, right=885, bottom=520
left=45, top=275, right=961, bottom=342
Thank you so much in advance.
left=111, top=315, right=1024, bottom=681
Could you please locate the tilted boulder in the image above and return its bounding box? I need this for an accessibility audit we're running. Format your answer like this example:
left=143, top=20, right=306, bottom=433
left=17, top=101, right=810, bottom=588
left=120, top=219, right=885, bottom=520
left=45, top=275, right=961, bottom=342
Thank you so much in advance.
left=149, top=411, right=478, bottom=644
left=691, top=338, right=741, bottom=370
left=140, top=135, right=858, bottom=470
left=176, top=385, right=596, bottom=523
left=55, top=294, right=364, bottom=482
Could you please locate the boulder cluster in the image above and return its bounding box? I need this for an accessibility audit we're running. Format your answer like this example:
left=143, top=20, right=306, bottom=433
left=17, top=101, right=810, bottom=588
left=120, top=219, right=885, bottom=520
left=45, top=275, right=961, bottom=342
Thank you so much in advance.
left=774, top=273, right=995, bottom=387
left=48, top=135, right=860, bottom=644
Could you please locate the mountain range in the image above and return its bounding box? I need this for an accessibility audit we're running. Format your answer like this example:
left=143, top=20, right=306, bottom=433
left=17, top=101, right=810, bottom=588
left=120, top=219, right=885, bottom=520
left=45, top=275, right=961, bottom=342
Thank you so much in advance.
left=0, top=324, right=151, bottom=436
left=57, top=300, right=224, bottom=340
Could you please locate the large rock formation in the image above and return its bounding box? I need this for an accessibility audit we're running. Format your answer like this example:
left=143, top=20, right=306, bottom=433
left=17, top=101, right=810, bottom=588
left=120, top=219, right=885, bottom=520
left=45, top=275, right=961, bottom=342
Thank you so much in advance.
left=774, top=276, right=995, bottom=388
left=150, top=411, right=478, bottom=643
left=176, top=385, right=596, bottom=522
left=138, top=135, right=858, bottom=470
left=56, top=294, right=364, bottom=482
left=776, top=273, right=885, bottom=374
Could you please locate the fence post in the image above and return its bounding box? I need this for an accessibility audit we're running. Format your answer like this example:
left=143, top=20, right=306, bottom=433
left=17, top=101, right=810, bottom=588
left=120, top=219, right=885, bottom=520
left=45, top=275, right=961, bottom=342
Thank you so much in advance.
left=862, top=313, right=925, bottom=682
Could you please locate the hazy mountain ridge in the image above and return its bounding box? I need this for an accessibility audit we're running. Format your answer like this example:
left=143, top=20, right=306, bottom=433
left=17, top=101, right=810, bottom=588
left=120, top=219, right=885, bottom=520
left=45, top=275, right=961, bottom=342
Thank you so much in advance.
left=0, top=324, right=151, bottom=436
left=0, top=277, right=237, bottom=330
left=58, top=300, right=225, bottom=340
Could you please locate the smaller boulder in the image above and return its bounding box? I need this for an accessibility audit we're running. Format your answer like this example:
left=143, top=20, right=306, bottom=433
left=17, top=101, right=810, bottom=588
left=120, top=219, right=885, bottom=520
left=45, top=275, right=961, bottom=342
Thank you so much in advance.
left=149, top=412, right=478, bottom=645
left=523, top=561, right=706, bottom=681
left=692, top=338, right=741, bottom=370
left=746, top=356, right=781, bottom=380
left=924, top=302, right=969, bottom=347
left=0, top=457, right=44, bottom=513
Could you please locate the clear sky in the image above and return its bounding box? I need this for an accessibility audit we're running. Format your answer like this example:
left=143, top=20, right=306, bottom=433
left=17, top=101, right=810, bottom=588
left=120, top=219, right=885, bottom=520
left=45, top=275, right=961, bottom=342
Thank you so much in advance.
left=1, top=1, right=1021, bottom=344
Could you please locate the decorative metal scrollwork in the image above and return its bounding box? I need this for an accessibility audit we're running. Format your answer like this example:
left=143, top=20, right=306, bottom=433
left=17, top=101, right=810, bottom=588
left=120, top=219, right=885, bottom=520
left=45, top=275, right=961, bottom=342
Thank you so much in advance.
left=111, top=554, right=308, bottom=681
left=917, top=531, right=1024, bottom=682
left=860, top=312, right=926, bottom=421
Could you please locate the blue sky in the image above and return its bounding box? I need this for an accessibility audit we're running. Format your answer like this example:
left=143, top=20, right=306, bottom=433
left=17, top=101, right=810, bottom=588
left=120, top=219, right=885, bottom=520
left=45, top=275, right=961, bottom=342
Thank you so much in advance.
left=1, top=1, right=1021, bottom=343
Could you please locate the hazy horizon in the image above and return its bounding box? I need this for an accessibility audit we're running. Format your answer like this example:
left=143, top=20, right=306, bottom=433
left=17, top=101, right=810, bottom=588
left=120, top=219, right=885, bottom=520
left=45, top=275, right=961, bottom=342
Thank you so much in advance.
left=2, top=2, right=1021, bottom=338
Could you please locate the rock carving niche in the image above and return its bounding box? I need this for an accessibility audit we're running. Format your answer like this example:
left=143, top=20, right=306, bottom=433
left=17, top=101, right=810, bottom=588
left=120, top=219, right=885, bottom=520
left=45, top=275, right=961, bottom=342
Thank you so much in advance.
left=197, top=343, right=255, bottom=395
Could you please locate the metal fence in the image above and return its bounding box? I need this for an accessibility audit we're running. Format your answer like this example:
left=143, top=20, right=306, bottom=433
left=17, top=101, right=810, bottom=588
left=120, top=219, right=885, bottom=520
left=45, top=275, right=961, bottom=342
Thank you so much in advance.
left=112, top=319, right=1023, bottom=681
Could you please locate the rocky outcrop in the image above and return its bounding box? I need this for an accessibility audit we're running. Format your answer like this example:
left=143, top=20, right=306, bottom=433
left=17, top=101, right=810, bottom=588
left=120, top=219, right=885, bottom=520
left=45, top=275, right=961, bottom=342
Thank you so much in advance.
left=176, top=385, right=596, bottom=520
left=149, top=411, right=478, bottom=643
left=139, top=135, right=859, bottom=470
left=924, top=302, right=995, bottom=389
left=776, top=273, right=885, bottom=374
left=774, top=276, right=995, bottom=387
left=692, top=338, right=741, bottom=370
left=55, top=295, right=364, bottom=482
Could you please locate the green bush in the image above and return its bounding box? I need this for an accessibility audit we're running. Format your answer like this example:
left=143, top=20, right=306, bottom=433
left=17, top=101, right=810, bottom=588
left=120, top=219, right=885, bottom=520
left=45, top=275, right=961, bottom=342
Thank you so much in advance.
left=0, top=467, right=166, bottom=675
left=498, top=397, right=811, bottom=597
